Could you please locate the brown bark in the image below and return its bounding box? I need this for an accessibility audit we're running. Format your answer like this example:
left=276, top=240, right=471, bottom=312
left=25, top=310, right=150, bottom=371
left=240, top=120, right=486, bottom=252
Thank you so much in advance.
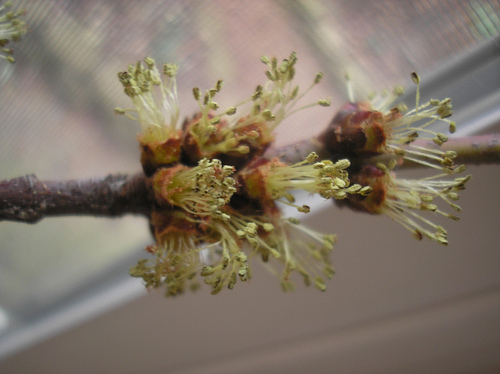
left=0, top=172, right=152, bottom=223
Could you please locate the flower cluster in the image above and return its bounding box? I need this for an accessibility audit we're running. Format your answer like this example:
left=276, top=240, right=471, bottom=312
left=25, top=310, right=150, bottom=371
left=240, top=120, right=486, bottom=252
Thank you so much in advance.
left=345, top=163, right=470, bottom=245
left=151, top=158, right=236, bottom=220
left=321, top=73, right=470, bottom=244
left=321, top=73, right=456, bottom=171
left=0, top=1, right=26, bottom=64
left=115, top=59, right=181, bottom=174
left=237, top=153, right=371, bottom=209
left=119, top=54, right=366, bottom=295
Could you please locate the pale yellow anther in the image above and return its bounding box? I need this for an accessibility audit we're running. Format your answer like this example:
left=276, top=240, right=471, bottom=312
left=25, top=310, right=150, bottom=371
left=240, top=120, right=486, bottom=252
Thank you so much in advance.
left=265, top=70, right=276, bottom=81
left=201, top=266, right=215, bottom=276
left=346, top=184, right=362, bottom=193
left=333, top=178, right=346, bottom=188
left=163, top=62, right=179, bottom=77
left=245, top=222, right=258, bottom=236
left=333, top=159, right=350, bottom=170
left=318, top=99, right=331, bottom=107
left=420, top=194, right=433, bottom=203
left=314, top=277, right=326, bottom=292
left=263, top=223, right=274, bottom=232
left=454, top=165, right=467, bottom=174
left=144, top=57, right=155, bottom=68
left=323, top=265, right=335, bottom=279
left=387, top=159, right=398, bottom=170
left=252, top=85, right=263, bottom=101
left=306, top=152, right=319, bottom=164
left=192, top=87, right=200, bottom=101
left=237, top=145, right=250, bottom=154
left=225, top=107, right=237, bottom=115
left=333, top=190, right=347, bottom=199
left=262, top=109, right=276, bottom=121
left=298, top=205, right=310, bottom=213
left=445, top=151, right=457, bottom=159
left=360, top=186, right=373, bottom=196
left=437, top=133, right=448, bottom=142
left=424, top=204, right=437, bottom=211
left=411, top=72, right=420, bottom=84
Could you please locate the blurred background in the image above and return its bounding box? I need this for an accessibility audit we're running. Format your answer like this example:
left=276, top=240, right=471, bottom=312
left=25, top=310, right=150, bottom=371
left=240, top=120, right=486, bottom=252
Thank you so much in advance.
left=0, top=1, right=499, bottom=373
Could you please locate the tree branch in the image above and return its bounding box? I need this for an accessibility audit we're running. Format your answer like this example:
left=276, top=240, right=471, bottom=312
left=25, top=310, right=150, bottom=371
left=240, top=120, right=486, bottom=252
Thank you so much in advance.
left=0, top=172, right=152, bottom=223
left=422, top=134, right=500, bottom=166
left=269, top=134, right=500, bottom=166
left=366, top=134, right=500, bottom=169
left=1, top=135, right=498, bottom=224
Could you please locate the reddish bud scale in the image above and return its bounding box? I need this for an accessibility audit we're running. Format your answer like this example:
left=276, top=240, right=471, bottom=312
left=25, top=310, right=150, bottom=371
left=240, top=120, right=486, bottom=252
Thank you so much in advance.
left=181, top=113, right=273, bottom=169
left=235, top=157, right=274, bottom=203
left=320, top=102, right=401, bottom=157
left=338, top=165, right=387, bottom=214
left=151, top=164, right=190, bottom=206
left=361, top=111, right=386, bottom=152
left=218, top=121, right=274, bottom=169
left=139, top=131, right=182, bottom=176
left=150, top=210, right=201, bottom=244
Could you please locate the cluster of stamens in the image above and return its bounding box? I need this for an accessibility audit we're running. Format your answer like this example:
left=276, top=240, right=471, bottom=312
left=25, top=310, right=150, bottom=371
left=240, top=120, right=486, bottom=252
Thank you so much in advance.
left=321, top=73, right=470, bottom=245
left=119, top=54, right=365, bottom=295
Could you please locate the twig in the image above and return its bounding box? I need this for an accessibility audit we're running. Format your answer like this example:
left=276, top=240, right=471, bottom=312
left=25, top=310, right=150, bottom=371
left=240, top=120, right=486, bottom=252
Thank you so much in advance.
left=269, top=134, right=500, bottom=166
left=417, top=134, right=500, bottom=166
left=0, top=172, right=152, bottom=223
left=1, top=135, right=498, bottom=224
left=367, top=134, right=500, bottom=168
